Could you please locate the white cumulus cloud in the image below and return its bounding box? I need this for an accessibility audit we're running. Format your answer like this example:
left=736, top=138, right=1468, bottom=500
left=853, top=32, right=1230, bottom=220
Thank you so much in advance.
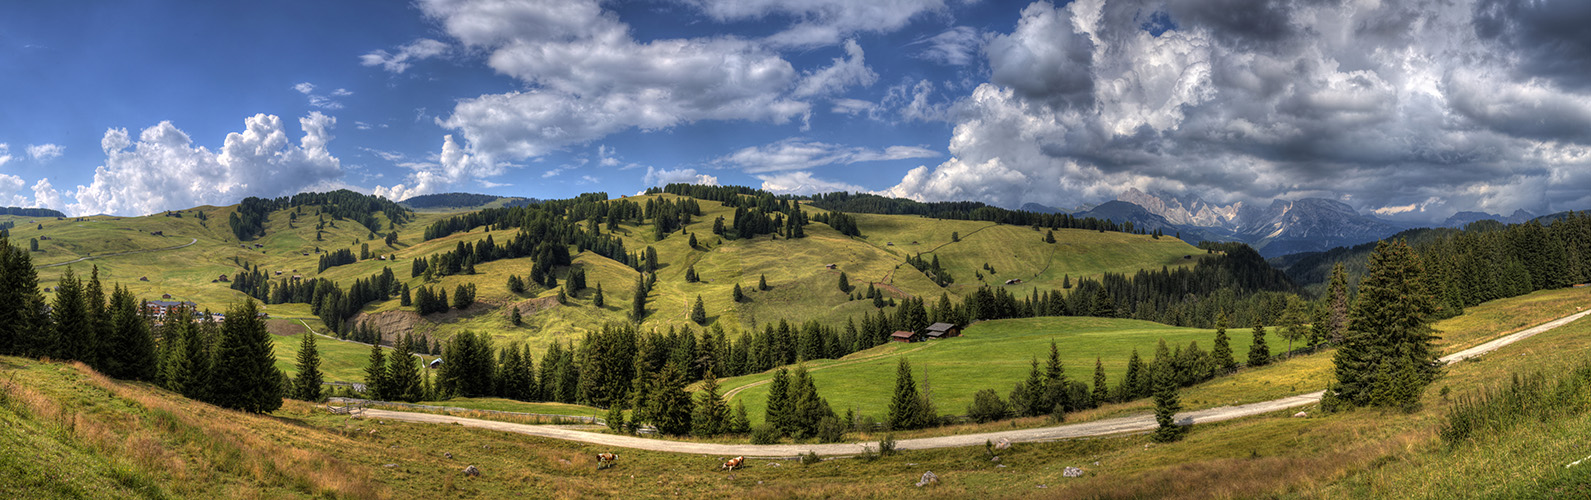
left=643, top=167, right=719, bottom=187
left=714, top=138, right=939, bottom=173
left=757, top=171, right=866, bottom=195
left=360, top=38, right=449, bottom=73
left=69, top=112, right=345, bottom=216
left=27, top=143, right=64, bottom=161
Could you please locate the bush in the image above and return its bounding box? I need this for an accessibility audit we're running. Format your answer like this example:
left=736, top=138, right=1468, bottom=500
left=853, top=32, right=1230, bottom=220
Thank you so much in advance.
left=750, top=424, right=780, bottom=445
left=966, top=389, right=1010, bottom=423
left=816, top=416, right=845, bottom=443
left=801, top=450, right=821, bottom=466
left=1440, top=362, right=1591, bottom=446
left=879, top=434, right=898, bottom=456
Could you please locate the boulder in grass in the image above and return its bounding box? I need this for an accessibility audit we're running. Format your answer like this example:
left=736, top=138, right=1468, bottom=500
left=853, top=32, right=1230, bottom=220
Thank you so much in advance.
left=463, top=465, right=481, bottom=477
left=916, top=471, right=939, bottom=487
left=1063, top=467, right=1084, bottom=478
left=995, top=438, right=1011, bottom=450
left=1293, top=411, right=1307, bottom=418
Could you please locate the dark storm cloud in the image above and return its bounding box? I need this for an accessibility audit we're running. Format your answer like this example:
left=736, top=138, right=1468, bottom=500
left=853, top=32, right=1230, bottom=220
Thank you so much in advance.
left=887, top=0, right=1591, bottom=221
left=1473, top=0, right=1591, bottom=90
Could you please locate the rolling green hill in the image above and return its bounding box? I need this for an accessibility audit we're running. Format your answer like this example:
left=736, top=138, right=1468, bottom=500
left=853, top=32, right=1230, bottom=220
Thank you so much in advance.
left=19, top=191, right=1205, bottom=375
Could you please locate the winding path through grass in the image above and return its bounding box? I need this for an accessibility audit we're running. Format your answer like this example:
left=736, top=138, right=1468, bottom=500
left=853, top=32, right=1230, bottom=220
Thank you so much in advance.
left=366, top=308, right=1591, bottom=457
left=37, top=237, right=198, bottom=268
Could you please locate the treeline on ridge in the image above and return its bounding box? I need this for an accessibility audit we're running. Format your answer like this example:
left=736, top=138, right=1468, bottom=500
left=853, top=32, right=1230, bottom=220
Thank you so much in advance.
left=228, top=189, right=413, bottom=241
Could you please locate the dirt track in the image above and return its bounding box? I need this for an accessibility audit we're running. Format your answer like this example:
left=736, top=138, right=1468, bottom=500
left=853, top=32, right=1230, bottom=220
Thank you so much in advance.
left=365, top=308, right=1591, bottom=458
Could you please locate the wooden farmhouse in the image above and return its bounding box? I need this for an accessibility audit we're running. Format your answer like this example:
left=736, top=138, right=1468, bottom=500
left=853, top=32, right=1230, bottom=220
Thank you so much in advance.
left=924, top=322, right=961, bottom=340
left=890, top=330, right=921, bottom=343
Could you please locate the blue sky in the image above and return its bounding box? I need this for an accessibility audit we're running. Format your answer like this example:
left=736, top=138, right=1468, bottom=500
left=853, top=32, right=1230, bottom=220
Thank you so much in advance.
left=4, top=0, right=1591, bottom=222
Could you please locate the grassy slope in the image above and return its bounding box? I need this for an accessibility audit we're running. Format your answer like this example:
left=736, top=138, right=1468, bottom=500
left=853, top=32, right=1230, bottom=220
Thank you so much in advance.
left=22, top=194, right=1199, bottom=377
left=3, top=287, right=1589, bottom=498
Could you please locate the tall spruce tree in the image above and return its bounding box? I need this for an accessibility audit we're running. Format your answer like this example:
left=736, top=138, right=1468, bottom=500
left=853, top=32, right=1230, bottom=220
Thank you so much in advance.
left=292, top=332, right=324, bottom=402
left=51, top=266, right=93, bottom=362
left=1247, top=323, right=1270, bottom=367
left=765, top=368, right=792, bottom=435
left=1211, top=312, right=1236, bottom=372
left=1332, top=240, right=1440, bottom=409
left=173, top=309, right=211, bottom=400
left=83, top=265, right=107, bottom=369
left=0, top=239, right=47, bottom=357
left=1327, top=262, right=1351, bottom=343
left=207, top=301, right=283, bottom=413
left=648, top=361, right=694, bottom=435
left=593, top=282, right=605, bottom=307
left=100, top=285, right=157, bottom=381
left=631, top=275, right=648, bottom=322
left=1150, top=359, right=1186, bottom=442
left=365, top=341, right=389, bottom=400
left=387, top=336, right=422, bottom=402
left=1092, top=357, right=1109, bottom=406
left=887, top=357, right=932, bottom=430
left=691, top=367, right=730, bottom=437
left=691, top=295, right=708, bottom=325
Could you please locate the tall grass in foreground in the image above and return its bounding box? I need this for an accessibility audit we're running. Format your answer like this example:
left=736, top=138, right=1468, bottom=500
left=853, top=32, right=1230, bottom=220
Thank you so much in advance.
left=1440, top=359, right=1591, bottom=445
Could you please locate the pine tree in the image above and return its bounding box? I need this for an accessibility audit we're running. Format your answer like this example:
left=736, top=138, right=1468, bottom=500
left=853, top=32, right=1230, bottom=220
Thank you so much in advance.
left=593, top=282, right=605, bottom=307
left=388, top=336, right=422, bottom=402
left=730, top=400, right=752, bottom=434
left=1279, top=296, right=1310, bottom=358
left=365, top=341, right=389, bottom=400
left=1045, top=230, right=1056, bottom=243
left=1333, top=240, right=1440, bottom=409
left=691, top=367, right=730, bottom=436
left=100, top=285, right=157, bottom=381
left=292, top=332, right=324, bottom=402
left=400, top=283, right=411, bottom=306
left=1327, top=262, right=1351, bottom=343
left=207, top=301, right=283, bottom=413
left=510, top=307, right=522, bottom=326
left=173, top=310, right=211, bottom=401
left=1211, top=312, right=1236, bottom=372
left=1092, top=357, right=1109, bottom=406
left=732, top=283, right=745, bottom=302
left=1150, top=360, right=1186, bottom=442
left=758, top=274, right=769, bottom=291
left=887, top=357, right=928, bottom=430
left=0, top=238, right=47, bottom=357
left=765, top=368, right=792, bottom=435
left=837, top=271, right=851, bottom=293
left=83, top=265, right=107, bottom=369
left=51, top=266, right=93, bottom=362
left=649, top=361, right=694, bottom=435
left=691, top=295, right=708, bottom=325
left=1247, top=324, right=1270, bottom=367
left=630, top=275, right=648, bottom=322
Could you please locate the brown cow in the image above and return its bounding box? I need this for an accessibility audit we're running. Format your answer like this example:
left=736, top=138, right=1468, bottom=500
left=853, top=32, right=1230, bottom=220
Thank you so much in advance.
left=720, top=456, right=745, bottom=471
left=596, top=452, right=618, bottom=469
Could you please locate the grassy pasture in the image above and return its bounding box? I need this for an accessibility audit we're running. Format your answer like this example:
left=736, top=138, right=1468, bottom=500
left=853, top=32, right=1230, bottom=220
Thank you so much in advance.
left=722, top=316, right=1244, bottom=424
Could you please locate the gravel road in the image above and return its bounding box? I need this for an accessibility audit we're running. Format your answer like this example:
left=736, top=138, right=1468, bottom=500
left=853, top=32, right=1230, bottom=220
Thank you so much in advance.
left=364, top=308, right=1591, bottom=457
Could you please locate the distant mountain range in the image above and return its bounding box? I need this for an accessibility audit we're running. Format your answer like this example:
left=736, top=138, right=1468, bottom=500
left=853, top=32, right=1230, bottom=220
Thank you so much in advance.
left=1069, top=188, right=1568, bottom=257
left=1441, top=209, right=1536, bottom=228
left=1072, top=189, right=1411, bottom=258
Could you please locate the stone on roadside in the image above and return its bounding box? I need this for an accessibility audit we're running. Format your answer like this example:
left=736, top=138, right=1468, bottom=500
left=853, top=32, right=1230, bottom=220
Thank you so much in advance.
left=916, top=471, right=939, bottom=487
left=1293, top=411, right=1307, bottom=418
left=995, top=438, right=1011, bottom=450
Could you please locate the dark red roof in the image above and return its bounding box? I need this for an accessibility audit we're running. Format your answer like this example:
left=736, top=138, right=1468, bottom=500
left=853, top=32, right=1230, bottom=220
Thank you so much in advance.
left=891, top=330, right=916, bottom=338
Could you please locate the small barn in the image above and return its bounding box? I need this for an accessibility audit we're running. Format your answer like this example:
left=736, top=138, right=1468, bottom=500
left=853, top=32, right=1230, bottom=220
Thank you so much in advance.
left=161, top=293, right=173, bottom=299
left=429, top=359, right=443, bottom=369
left=924, top=322, right=960, bottom=340
left=890, top=330, right=921, bottom=343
